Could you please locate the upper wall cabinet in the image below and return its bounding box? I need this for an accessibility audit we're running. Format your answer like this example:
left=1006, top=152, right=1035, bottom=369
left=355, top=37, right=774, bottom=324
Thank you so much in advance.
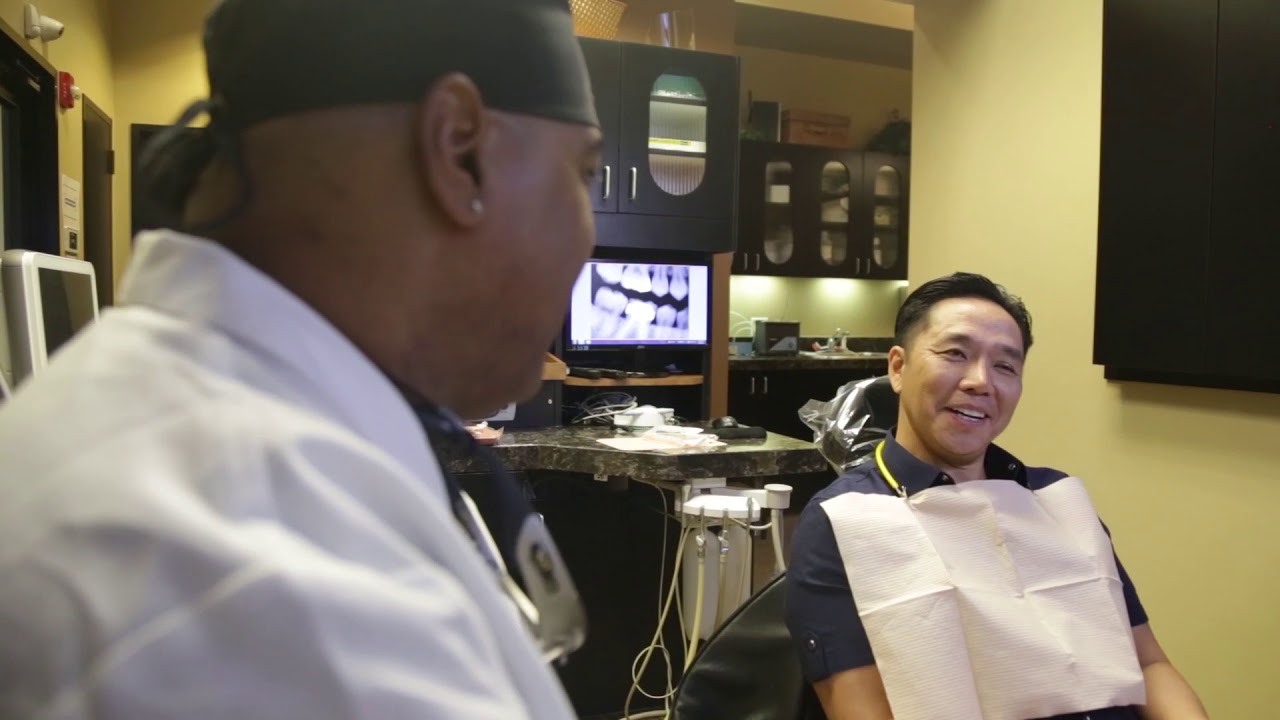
left=735, top=141, right=909, bottom=279
left=1096, top=0, right=1280, bottom=394
left=863, top=152, right=910, bottom=280
left=579, top=38, right=740, bottom=253
left=580, top=39, right=622, bottom=215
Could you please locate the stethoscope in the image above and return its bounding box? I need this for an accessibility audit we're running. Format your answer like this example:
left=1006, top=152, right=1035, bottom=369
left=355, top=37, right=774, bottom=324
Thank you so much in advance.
left=414, top=401, right=587, bottom=665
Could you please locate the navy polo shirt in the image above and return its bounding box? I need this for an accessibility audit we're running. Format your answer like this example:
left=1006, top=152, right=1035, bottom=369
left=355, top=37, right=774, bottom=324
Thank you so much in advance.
left=785, top=431, right=1148, bottom=720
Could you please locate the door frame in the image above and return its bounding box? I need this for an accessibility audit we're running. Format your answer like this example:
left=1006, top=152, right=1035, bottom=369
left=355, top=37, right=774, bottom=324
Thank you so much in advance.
left=81, top=95, right=114, bottom=305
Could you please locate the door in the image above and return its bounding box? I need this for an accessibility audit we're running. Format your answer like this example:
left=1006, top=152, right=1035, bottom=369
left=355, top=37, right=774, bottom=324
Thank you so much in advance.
left=579, top=38, right=621, bottom=214
left=618, top=43, right=738, bottom=219
left=82, top=96, right=114, bottom=306
left=0, top=44, right=58, bottom=256
left=0, top=86, right=16, bottom=251
left=1094, top=0, right=1216, bottom=375
left=735, top=140, right=807, bottom=276
left=1205, top=0, right=1280, bottom=382
left=812, top=151, right=863, bottom=278
left=727, top=371, right=772, bottom=428
left=862, top=153, right=909, bottom=280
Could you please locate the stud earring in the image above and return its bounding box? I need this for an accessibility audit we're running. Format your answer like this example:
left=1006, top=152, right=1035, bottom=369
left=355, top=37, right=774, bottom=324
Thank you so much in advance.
left=471, top=198, right=485, bottom=214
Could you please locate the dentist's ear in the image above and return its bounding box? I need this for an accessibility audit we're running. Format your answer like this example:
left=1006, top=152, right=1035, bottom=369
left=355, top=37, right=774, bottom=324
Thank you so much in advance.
left=416, top=73, right=488, bottom=230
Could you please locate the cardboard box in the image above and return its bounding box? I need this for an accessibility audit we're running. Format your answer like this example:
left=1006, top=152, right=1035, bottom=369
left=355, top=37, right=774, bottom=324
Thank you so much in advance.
left=782, top=110, right=851, bottom=148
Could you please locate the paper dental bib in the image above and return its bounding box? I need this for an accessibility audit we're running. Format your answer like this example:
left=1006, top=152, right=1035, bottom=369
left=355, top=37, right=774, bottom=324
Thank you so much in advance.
left=820, top=476, right=1145, bottom=720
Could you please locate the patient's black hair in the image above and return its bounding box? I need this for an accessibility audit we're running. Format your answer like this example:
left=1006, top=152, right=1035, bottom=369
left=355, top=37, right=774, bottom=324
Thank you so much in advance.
left=894, top=272, right=1033, bottom=353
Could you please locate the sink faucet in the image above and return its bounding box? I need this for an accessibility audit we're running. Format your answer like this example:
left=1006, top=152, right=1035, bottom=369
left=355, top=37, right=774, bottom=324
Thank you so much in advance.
left=826, top=328, right=849, bottom=352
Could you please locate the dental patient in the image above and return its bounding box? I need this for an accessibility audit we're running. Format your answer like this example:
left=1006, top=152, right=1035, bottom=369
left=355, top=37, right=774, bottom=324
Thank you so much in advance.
left=786, top=273, right=1207, bottom=720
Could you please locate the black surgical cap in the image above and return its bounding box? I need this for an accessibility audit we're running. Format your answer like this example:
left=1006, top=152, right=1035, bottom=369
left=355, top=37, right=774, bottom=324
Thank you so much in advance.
left=203, top=0, right=599, bottom=130
left=140, top=0, right=598, bottom=233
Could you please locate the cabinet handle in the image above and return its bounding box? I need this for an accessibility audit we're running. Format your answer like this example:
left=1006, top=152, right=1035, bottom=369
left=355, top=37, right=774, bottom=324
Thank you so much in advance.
left=750, top=377, right=756, bottom=395
left=741, top=253, right=748, bottom=271
left=855, top=258, right=861, bottom=275
left=763, top=376, right=769, bottom=395
left=602, top=165, right=611, bottom=200
left=755, top=254, right=761, bottom=272
left=629, top=167, right=638, bottom=201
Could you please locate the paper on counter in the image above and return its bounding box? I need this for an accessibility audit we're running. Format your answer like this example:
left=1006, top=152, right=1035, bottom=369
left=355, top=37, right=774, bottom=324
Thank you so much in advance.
left=597, top=429, right=725, bottom=454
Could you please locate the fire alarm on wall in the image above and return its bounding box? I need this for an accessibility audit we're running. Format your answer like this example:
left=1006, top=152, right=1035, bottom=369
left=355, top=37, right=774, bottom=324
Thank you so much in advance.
left=58, top=71, right=78, bottom=110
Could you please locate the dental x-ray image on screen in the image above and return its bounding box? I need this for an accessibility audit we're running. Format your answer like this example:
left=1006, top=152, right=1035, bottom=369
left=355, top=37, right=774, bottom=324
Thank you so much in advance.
left=568, top=261, right=710, bottom=348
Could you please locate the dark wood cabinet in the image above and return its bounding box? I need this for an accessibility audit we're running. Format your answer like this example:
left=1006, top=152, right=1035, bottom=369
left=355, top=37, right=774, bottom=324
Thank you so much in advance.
left=617, top=43, right=740, bottom=220
left=579, top=39, right=740, bottom=253
left=733, top=140, right=821, bottom=276
left=1204, top=0, right=1280, bottom=383
left=734, top=141, right=909, bottom=279
left=861, top=152, right=910, bottom=280
left=1095, top=0, right=1216, bottom=377
left=579, top=39, right=621, bottom=215
left=1096, top=0, right=1280, bottom=392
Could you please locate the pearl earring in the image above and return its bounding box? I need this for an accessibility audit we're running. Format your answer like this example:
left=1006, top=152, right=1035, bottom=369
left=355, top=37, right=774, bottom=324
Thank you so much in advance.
left=471, top=198, right=485, bottom=214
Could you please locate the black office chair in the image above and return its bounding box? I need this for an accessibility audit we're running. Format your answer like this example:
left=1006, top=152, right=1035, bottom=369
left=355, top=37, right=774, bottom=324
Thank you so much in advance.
left=669, top=574, right=826, bottom=720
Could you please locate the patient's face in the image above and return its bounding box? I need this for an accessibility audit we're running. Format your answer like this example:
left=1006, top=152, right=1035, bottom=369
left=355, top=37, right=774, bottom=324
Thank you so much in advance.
left=890, top=297, right=1025, bottom=469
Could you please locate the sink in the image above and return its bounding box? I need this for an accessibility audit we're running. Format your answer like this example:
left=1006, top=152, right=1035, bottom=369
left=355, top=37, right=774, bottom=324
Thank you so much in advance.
left=800, top=350, right=889, bottom=360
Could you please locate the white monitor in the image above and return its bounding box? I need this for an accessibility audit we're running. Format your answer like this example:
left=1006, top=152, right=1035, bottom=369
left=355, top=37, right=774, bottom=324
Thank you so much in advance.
left=0, top=250, right=99, bottom=389
left=566, top=260, right=710, bottom=351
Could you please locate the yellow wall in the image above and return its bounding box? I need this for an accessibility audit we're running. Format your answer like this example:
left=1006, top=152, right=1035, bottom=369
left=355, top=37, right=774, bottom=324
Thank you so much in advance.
left=738, top=44, right=912, bottom=150
left=730, top=276, right=902, bottom=339
left=0, top=0, right=114, bottom=256
left=912, top=1, right=1280, bottom=716
left=736, top=0, right=913, bottom=31
left=107, top=0, right=206, bottom=290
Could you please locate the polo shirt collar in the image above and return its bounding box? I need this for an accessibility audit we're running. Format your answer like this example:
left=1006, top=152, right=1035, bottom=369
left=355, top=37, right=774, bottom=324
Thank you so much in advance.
left=880, top=428, right=1027, bottom=496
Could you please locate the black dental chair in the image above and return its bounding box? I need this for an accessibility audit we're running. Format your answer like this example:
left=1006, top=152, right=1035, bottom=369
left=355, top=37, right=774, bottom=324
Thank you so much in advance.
left=670, top=376, right=899, bottom=720
left=669, top=573, right=826, bottom=720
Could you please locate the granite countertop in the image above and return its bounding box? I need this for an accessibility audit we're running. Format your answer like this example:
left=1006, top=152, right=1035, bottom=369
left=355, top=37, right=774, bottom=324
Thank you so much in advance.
left=441, top=425, right=828, bottom=482
left=729, top=353, right=890, bottom=371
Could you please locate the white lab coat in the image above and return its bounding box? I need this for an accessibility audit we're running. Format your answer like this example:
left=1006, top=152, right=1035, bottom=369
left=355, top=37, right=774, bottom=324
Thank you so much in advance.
left=0, top=230, right=577, bottom=720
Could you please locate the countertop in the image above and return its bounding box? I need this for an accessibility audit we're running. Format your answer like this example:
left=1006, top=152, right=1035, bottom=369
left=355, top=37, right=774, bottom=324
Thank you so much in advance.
left=440, top=425, right=828, bottom=482
left=729, top=353, right=890, bottom=371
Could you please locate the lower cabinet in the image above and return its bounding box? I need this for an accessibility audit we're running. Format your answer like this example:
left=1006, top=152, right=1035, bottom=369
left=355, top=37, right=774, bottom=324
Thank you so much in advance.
left=729, top=366, right=885, bottom=441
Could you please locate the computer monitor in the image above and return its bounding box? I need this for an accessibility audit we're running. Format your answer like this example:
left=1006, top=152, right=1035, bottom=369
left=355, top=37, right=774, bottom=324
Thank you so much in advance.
left=566, top=260, right=710, bottom=350
left=0, top=250, right=99, bottom=389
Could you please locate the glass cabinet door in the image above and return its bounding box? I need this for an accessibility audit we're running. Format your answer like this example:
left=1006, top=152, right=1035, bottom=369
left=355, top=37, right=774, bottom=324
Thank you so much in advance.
left=619, top=44, right=738, bottom=219
left=648, top=74, right=707, bottom=198
left=866, top=155, right=908, bottom=278
left=819, top=160, right=851, bottom=270
left=761, top=160, right=795, bottom=269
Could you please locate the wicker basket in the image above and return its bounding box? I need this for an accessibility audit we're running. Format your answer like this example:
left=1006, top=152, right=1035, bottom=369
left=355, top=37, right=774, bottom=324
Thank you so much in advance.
left=570, top=0, right=626, bottom=40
